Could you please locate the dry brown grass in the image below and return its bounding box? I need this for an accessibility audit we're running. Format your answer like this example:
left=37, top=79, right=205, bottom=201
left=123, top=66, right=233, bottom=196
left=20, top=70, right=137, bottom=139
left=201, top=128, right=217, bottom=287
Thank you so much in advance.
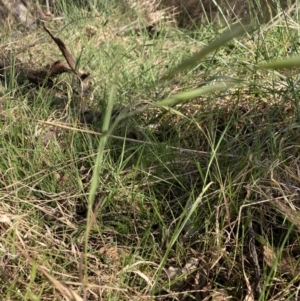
left=1, top=2, right=300, bottom=301
left=160, top=0, right=293, bottom=27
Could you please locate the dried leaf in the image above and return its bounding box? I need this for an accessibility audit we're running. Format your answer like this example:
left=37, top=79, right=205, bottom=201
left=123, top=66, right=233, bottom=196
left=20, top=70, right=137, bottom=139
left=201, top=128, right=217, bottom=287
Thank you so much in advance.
left=43, top=25, right=77, bottom=73
left=44, top=25, right=89, bottom=80
left=0, top=58, right=82, bottom=87
left=272, top=198, right=300, bottom=232
left=263, top=245, right=300, bottom=278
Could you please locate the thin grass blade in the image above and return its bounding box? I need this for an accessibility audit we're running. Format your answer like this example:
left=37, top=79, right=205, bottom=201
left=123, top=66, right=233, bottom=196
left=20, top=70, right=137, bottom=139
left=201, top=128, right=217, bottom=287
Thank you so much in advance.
left=152, top=83, right=230, bottom=107
left=163, top=22, right=253, bottom=80
left=257, top=56, right=300, bottom=70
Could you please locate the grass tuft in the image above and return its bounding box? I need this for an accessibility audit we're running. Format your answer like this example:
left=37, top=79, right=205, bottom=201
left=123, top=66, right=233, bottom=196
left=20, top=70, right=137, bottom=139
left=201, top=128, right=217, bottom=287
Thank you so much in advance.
left=1, top=0, right=300, bottom=300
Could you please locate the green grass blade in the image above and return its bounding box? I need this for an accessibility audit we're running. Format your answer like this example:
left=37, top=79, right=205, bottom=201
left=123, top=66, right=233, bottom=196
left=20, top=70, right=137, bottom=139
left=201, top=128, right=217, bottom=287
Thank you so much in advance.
left=152, top=83, right=230, bottom=107
left=88, top=84, right=116, bottom=207
left=257, top=56, right=300, bottom=70
left=83, top=84, right=116, bottom=287
left=163, top=22, right=254, bottom=80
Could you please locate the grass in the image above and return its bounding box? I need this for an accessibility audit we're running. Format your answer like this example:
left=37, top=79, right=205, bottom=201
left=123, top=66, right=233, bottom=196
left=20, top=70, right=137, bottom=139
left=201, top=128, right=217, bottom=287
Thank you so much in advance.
left=1, top=0, right=300, bottom=300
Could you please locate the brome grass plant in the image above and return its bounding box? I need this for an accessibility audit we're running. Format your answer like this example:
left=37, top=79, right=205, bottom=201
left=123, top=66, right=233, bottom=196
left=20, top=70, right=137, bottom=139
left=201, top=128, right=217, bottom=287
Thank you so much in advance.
left=1, top=0, right=300, bottom=300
